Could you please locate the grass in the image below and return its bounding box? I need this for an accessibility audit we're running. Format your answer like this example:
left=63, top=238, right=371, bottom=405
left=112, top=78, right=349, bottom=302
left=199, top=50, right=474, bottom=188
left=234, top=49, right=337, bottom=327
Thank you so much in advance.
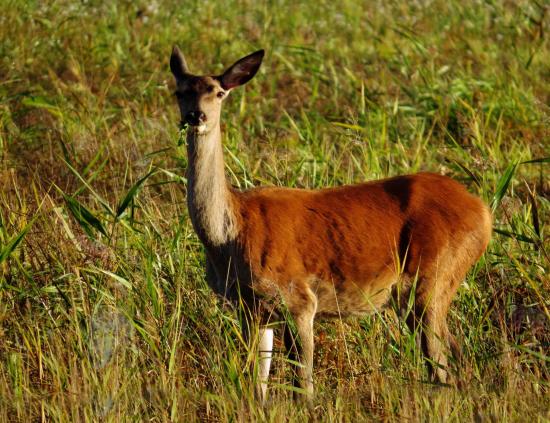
left=0, top=0, right=549, bottom=421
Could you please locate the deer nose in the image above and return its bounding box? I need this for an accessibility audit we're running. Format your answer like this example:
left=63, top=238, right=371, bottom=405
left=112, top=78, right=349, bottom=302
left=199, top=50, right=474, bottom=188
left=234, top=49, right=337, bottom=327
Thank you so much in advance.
left=185, top=111, right=206, bottom=126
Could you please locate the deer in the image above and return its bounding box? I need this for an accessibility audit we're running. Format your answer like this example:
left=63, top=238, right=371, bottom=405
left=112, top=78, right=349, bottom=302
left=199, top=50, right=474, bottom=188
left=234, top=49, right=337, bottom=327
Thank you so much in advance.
left=169, top=46, right=492, bottom=402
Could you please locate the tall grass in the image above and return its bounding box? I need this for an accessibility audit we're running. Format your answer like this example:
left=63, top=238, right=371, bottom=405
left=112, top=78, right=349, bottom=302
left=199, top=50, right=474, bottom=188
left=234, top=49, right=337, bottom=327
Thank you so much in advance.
left=0, top=0, right=548, bottom=421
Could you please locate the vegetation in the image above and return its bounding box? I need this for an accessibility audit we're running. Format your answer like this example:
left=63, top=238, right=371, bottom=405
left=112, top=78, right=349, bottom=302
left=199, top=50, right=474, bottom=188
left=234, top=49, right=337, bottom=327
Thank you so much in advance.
left=0, top=0, right=548, bottom=421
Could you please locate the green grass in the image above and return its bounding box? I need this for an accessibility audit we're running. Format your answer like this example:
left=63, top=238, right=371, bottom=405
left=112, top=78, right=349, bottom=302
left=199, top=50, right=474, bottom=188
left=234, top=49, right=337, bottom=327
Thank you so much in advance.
left=1, top=0, right=548, bottom=421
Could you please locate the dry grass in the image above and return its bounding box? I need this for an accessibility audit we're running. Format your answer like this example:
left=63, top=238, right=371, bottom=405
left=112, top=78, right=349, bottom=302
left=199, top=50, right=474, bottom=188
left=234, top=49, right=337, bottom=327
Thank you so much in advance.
left=0, top=0, right=548, bottom=421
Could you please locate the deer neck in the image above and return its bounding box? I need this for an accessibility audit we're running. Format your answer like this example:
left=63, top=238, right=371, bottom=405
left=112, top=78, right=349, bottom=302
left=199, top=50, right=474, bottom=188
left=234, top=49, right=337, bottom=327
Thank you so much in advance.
left=186, top=125, right=238, bottom=247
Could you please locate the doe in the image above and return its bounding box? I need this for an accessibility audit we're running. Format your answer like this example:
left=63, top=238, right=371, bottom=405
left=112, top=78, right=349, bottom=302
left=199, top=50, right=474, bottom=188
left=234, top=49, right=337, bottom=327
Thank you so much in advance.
left=169, top=47, right=492, bottom=401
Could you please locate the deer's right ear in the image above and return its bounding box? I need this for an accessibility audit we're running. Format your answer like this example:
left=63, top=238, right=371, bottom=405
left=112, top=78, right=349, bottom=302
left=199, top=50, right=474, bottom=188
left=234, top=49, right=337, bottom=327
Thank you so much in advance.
left=170, top=45, right=190, bottom=81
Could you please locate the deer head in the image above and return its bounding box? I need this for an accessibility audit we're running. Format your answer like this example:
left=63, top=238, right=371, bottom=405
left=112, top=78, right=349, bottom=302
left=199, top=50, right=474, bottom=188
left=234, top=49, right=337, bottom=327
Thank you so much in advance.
left=170, top=46, right=264, bottom=135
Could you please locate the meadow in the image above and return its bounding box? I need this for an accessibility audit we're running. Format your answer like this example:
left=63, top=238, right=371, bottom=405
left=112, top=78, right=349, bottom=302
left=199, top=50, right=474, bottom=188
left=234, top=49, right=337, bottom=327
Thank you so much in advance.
left=0, top=0, right=548, bottom=421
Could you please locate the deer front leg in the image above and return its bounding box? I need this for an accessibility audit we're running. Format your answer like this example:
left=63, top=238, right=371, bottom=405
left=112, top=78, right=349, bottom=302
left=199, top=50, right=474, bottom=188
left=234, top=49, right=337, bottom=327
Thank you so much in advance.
left=258, top=327, right=274, bottom=401
left=294, top=312, right=315, bottom=400
left=287, top=288, right=317, bottom=402
left=239, top=309, right=275, bottom=403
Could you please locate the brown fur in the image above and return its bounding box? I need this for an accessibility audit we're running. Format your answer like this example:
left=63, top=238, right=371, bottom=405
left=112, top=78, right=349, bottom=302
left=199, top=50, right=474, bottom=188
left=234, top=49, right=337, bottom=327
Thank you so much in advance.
left=237, top=173, right=491, bottom=315
left=170, top=47, right=492, bottom=399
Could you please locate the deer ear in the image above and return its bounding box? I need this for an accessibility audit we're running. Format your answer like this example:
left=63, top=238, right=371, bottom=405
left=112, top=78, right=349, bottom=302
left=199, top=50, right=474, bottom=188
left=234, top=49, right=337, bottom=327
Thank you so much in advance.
left=170, top=45, right=190, bottom=81
left=219, top=50, right=264, bottom=90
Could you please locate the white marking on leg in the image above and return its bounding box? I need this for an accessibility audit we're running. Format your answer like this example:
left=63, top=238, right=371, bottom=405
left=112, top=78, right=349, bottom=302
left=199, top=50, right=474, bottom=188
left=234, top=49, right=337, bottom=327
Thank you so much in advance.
left=258, top=327, right=274, bottom=401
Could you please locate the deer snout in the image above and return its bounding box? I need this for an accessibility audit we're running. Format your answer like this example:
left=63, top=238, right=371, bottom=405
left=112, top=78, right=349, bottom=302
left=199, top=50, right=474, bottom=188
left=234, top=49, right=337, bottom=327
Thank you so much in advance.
left=185, top=111, right=206, bottom=126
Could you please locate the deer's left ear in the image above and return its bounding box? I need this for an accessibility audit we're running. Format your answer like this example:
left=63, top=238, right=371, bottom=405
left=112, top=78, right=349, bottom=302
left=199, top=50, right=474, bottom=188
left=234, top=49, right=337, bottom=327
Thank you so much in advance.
left=219, top=50, right=264, bottom=90
left=170, top=45, right=190, bottom=81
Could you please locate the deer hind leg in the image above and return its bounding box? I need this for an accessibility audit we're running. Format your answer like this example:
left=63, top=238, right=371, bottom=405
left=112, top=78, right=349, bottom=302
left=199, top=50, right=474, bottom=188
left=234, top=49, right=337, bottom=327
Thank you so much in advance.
left=284, top=286, right=317, bottom=401
left=404, top=276, right=456, bottom=384
left=405, top=303, right=450, bottom=383
left=421, top=312, right=450, bottom=383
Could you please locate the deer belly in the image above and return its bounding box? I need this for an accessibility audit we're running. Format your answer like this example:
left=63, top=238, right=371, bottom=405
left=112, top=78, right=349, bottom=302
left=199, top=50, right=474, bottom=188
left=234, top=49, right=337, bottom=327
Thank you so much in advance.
left=312, top=274, right=396, bottom=317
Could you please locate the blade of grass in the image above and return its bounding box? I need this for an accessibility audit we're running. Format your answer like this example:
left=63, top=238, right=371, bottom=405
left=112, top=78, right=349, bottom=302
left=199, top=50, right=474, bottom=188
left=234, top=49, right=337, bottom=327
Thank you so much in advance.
left=493, top=228, right=536, bottom=244
left=62, top=158, right=114, bottom=217
left=521, top=157, right=549, bottom=164
left=0, top=220, right=34, bottom=263
left=61, top=191, right=108, bottom=239
left=491, top=161, right=518, bottom=212
left=116, top=168, right=157, bottom=219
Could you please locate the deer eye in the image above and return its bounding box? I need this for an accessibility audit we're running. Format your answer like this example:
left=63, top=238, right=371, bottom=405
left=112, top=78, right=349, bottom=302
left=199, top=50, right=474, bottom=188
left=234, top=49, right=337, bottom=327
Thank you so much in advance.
left=217, top=91, right=225, bottom=99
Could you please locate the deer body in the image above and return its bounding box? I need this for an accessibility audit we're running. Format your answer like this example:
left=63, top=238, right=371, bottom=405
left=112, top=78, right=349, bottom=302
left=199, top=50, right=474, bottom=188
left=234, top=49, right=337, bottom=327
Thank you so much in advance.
left=171, top=47, right=492, bottom=400
left=236, top=173, right=490, bottom=314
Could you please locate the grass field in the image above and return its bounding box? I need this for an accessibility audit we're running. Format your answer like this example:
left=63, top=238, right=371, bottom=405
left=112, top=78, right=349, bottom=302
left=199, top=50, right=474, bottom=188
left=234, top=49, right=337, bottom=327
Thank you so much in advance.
left=1, top=0, right=549, bottom=421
